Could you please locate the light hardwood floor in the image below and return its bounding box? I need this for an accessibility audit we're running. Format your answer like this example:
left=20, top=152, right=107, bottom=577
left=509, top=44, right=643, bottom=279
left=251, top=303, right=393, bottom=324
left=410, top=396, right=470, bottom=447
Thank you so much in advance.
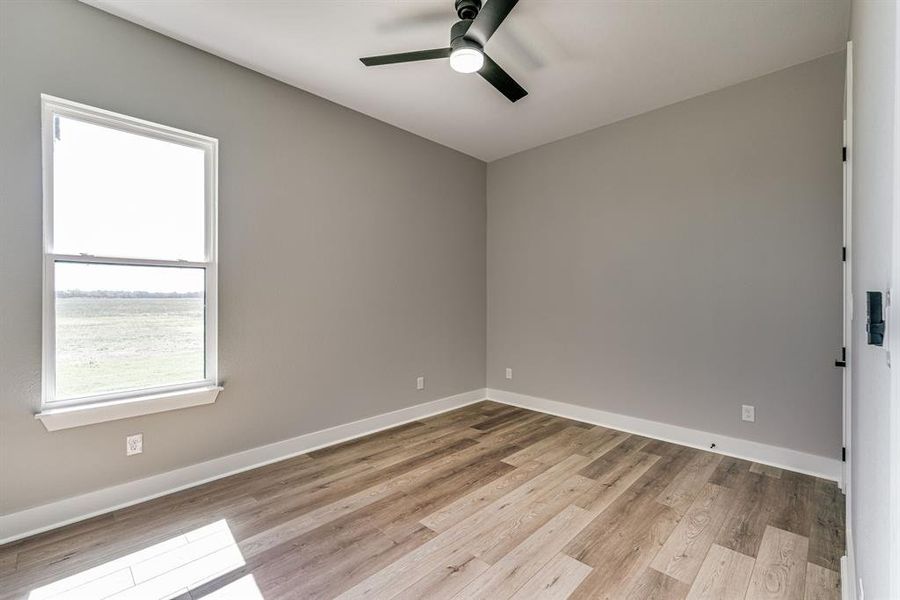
left=0, top=401, right=845, bottom=600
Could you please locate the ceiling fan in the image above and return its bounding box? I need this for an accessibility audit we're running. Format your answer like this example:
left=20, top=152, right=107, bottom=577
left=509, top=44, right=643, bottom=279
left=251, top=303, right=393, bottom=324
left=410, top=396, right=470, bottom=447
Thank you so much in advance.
left=359, top=0, right=527, bottom=103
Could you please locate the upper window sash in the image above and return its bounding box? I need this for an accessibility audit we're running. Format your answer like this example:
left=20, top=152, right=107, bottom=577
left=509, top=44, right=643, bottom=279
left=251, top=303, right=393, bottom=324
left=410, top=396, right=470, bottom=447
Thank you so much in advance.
left=41, top=95, right=218, bottom=262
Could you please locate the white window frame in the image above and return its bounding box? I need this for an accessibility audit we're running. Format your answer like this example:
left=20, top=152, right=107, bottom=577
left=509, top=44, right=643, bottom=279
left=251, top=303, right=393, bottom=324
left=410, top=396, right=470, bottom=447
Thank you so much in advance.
left=37, top=95, right=220, bottom=429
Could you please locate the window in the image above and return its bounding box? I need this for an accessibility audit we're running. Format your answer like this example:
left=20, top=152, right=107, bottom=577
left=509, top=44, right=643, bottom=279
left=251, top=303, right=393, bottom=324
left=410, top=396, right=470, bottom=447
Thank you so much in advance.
left=40, top=95, right=218, bottom=420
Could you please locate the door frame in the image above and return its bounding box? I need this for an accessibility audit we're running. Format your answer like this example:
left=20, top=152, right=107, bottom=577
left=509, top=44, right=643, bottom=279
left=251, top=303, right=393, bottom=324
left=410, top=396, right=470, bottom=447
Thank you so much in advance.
left=890, top=7, right=900, bottom=594
left=842, top=41, right=853, bottom=496
left=841, top=41, right=854, bottom=600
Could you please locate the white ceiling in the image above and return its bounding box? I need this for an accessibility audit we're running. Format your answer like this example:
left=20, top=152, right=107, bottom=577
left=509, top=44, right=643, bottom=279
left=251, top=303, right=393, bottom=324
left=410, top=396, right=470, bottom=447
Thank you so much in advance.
left=82, top=0, right=850, bottom=161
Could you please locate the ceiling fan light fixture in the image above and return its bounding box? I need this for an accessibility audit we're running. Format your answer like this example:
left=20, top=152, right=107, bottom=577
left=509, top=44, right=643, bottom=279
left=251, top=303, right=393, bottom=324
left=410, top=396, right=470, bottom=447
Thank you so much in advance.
left=449, top=47, right=484, bottom=73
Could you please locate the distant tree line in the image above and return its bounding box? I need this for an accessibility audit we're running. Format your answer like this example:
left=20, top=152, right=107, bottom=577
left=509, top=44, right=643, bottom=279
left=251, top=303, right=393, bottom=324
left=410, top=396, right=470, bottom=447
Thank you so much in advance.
left=56, top=290, right=203, bottom=299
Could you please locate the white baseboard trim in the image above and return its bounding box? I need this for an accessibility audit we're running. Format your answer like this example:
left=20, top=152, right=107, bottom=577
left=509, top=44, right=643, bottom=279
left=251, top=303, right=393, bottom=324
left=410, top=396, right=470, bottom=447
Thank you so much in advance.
left=0, top=388, right=487, bottom=545
left=487, top=388, right=842, bottom=482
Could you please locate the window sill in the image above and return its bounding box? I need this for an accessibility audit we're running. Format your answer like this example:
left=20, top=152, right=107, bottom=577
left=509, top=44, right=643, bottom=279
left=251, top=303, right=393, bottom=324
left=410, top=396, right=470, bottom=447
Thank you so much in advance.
left=35, top=385, right=223, bottom=431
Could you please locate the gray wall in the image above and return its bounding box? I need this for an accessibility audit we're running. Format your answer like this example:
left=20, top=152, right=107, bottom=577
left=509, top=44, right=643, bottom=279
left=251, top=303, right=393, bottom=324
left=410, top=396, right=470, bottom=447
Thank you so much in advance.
left=849, top=0, right=896, bottom=597
left=0, top=0, right=486, bottom=514
left=487, top=53, right=844, bottom=459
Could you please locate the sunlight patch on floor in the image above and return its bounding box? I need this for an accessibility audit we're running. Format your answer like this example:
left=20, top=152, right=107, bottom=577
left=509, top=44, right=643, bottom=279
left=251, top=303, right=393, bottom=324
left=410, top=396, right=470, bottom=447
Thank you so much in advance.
left=28, top=519, right=247, bottom=600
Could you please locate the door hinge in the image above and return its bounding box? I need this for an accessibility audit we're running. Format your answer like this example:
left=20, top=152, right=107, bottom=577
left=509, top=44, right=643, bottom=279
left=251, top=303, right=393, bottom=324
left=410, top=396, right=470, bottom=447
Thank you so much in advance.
left=842, top=146, right=847, bottom=162
left=835, top=346, right=847, bottom=368
left=842, top=446, right=846, bottom=462
left=842, top=246, right=847, bottom=262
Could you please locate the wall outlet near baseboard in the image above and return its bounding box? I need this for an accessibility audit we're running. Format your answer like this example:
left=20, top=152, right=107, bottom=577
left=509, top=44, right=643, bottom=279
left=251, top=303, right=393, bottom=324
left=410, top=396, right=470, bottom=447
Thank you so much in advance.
left=741, top=405, right=755, bottom=422
left=126, top=433, right=143, bottom=456
left=416, top=376, right=424, bottom=390
left=505, top=367, right=512, bottom=380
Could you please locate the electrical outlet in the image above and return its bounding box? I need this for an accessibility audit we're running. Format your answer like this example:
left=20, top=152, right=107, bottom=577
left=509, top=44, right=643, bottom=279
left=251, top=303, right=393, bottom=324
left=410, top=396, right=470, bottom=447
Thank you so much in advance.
left=126, top=433, right=143, bottom=456
left=741, top=405, right=755, bottom=422
left=505, top=367, right=513, bottom=380
left=416, top=376, right=424, bottom=390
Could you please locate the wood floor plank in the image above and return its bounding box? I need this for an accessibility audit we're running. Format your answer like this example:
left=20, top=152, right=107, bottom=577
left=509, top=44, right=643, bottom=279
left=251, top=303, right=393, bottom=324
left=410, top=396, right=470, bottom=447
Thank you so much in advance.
left=237, top=476, right=399, bottom=558
left=565, top=445, right=695, bottom=561
left=420, top=402, right=505, bottom=428
left=248, top=429, right=479, bottom=505
left=0, top=402, right=846, bottom=600
left=566, top=471, right=687, bottom=598
left=420, top=460, right=550, bottom=533
left=803, top=563, right=840, bottom=600
left=575, top=450, right=660, bottom=514
left=577, top=434, right=651, bottom=479
left=808, top=479, right=845, bottom=572
left=563, top=447, right=698, bottom=600
left=714, top=471, right=779, bottom=557
left=770, top=471, right=816, bottom=538
left=378, top=456, right=518, bottom=542
left=566, top=497, right=681, bottom=600
left=0, top=552, right=16, bottom=578
left=657, top=451, right=723, bottom=514
left=502, top=425, right=587, bottom=466
left=643, top=439, right=688, bottom=457
left=625, top=568, right=691, bottom=600
left=241, top=501, right=408, bottom=594
left=471, top=407, right=532, bottom=432
left=708, top=456, right=752, bottom=488
left=270, top=524, right=435, bottom=599
left=685, top=544, right=755, bottom=600
left=531, top=423, right=609, bottom=459
left=650, top=482, right=733, bottom=584
left=453, top=504, right=595, bottom=599
left=745, top=526, right=809, bottom=600
left=472, top=473, right=594, bottom=564
left=392, top=552, right=490, bottom=600
left=306, top=421, right=427, bottom=459
left=750, top=463, right=784, bottom=478
left=560, top=424, right=611, bottom=449
left=579, top=429, right=632, bottom=460
left=471, top=413, right=561, bottom=448
left=509, top=552, right=592, bottom=600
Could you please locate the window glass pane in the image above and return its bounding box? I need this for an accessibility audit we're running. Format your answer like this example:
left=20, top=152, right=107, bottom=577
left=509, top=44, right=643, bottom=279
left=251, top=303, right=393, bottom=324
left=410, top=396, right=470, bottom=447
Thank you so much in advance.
left=52, top=115, right=206, bottom=261
left=54, top=262, right=206, bottom=400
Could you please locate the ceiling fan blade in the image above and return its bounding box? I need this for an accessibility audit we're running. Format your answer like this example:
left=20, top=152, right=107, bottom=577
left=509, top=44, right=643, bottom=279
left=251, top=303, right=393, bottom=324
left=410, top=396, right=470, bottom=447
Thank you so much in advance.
left=360, top=48, right=451, bottom=66
left=465, top=0, right=520, bottom=47
left=479, top=54, right=527, bottom=102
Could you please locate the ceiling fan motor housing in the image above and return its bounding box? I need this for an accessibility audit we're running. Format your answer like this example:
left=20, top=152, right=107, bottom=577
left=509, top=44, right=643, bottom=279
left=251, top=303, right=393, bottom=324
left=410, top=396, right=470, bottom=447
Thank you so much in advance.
left=450, top=19, right=480, bottom=52
left=454, top=0, right=481, bottom=20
